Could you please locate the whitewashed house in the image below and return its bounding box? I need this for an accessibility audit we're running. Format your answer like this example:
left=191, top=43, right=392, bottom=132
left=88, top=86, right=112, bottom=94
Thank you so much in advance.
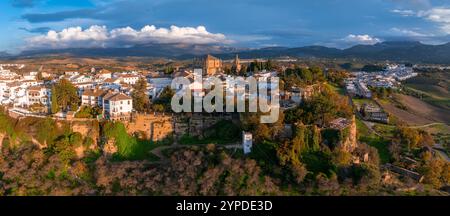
left=23, top=72, right=38, bottom=80
left=70, top=75, right=93, bottom=84
left=102, top=92, right=133, bottom=120
left=27, top=86, right=51, bottom=107
left=242, top=132, right=253, bottom=154
left=81, top=89, right=108, bottom=107
left=118, top=74, right=140, bottom=85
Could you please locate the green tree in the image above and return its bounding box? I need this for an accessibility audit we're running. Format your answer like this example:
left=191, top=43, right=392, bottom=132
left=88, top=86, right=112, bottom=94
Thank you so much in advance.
left=164, top=66, right=174, bottom=75
left=53, top=79, right=79, bottom=112
left=331, top=148, right=352, bottom=167
left=153, top=86, right=175, bottom=112
left=299, top=68, right=313, bottom=84
left=131, top=77, right=150, bottom=112
left=311, top=125, right=321, bottom=151
left=309, top=94, right=337, bottom=126
left=51, top=86, right=60, bottom=114
left=418, top=151, right=448, bottom=188
left=265, top=59, right=274, bottom=71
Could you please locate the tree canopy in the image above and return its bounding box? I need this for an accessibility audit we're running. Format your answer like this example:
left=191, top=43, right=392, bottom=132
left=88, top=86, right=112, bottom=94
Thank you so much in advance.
left=52, top=79, right=79, bottom=112
left=131, top=77, right=151, bottom=112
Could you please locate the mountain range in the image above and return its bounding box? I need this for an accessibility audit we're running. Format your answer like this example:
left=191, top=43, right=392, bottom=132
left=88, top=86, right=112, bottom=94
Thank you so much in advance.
left=0, top=51, right=11, bottom=58
left=7, top=41, right=450, bottom=64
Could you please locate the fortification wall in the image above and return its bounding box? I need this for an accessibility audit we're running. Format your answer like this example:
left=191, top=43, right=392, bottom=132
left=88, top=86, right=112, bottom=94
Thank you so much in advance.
left=125, top=113, right=174, bottom=141
left=340, top=115, right=358, bottom=152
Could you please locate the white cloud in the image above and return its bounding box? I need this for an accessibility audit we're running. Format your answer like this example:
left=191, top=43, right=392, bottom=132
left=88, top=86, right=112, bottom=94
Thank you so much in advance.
left=391, top=9, right=416, bottom=16
left=390, top=6, right=450, bottom=35
left=25, top=25, right=231, bottom=50
left=341, top=34, right=382, bottom=45
left=388, top=0, right=431, bottom=9
left=390, top=27, right=431, bottom=37
left=418, top=7, right=450, bottom=22
left=416, top=7, right=450, bottom=34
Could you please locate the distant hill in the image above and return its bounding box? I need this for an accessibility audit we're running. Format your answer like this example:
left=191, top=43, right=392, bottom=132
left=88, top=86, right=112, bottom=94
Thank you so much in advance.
left=18, top=43, right=247, bottom=59
left=14, top=41, right=450, bottom=64
left=217, top=41, right=450, bottom=64
left=0, top=51, right=11, bottom=58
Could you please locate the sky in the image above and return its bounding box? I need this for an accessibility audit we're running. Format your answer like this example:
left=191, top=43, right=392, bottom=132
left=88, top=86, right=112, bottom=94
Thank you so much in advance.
left=2, top=0, right=450, bottom=53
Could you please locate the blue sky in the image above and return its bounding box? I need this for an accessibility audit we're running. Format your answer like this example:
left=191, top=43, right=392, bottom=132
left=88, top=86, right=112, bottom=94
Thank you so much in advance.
left=2, top=0, right=450, bottom=53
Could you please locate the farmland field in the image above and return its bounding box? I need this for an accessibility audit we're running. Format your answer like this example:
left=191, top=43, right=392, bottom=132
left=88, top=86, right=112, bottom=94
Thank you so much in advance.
left=394, top=94, right=450, bottom=124
left=403, top=70, right=450, bottom=109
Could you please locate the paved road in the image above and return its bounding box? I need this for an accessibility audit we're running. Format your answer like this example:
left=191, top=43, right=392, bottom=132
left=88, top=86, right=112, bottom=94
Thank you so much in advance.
left=409, top=123, right=447, bottom=129
left=433, top=143, right=450, bottom=162
left=434, top=149, right=450, bottom=162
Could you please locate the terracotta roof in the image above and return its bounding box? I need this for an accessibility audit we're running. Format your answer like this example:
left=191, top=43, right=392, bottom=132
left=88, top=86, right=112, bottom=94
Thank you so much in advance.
left=99, top=69, right=111, bottom=74
left=120, top=74, right=139, bottom=78
left=28, top=86, right=45, bottom=91
left=329, top=118, right=351, bottom=130
left=105, top=93, right=131, bottom=101
left=7, top=82, right=21, bottom=87
left=82, top=89, right=107, bottom=97
left=104, top=77, right=121, bottom=83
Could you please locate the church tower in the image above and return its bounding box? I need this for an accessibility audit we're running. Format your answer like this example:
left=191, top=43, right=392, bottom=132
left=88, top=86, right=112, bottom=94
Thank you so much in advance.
left=234, top=54, right=242, bottom=73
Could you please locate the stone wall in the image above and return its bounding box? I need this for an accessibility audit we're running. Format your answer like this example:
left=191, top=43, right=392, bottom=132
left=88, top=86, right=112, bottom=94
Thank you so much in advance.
left=71, top=121, right=100, bottom=148
left=174, top=113, right=233, bottom=138
left=339, top=115, right=358, bottom=152
left=125, top=113, right=174, bottom=142
left=0, top=133, right=4, bottom=151
left=302, top=83, right=322, bottom=100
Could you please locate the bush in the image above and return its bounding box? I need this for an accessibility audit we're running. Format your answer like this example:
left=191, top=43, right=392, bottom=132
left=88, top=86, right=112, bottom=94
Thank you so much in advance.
left=102, top=122, right=161, bottom=161
left=180, top=120, right=240, bottom=145
left=75, top=106, right=102, bottom=119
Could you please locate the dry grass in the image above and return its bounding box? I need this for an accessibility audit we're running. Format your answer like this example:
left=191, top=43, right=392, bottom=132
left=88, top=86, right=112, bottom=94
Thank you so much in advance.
left=379, top=93, right=450, bottom=126
left=394, top=94, right=450, bottom=124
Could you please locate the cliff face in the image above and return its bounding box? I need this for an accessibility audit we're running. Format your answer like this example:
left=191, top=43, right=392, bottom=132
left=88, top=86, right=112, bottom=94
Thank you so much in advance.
left=0, top=133, right=4, bottom=151
left=72, top=121, right=100, bottom=147
left=340, top=115, right=358, bottom=152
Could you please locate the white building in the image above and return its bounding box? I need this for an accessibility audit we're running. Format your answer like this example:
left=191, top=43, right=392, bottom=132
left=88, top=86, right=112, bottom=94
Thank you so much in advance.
left=23, top=72, right=38, bottom=80
left=65, top=71, right=79, bottom=76
left=148, top=77, right=172, bottom=99
left=81, top=89, right=108, bottom=107
left=74, top=82, right=95, bottom=92
left=117, top=74, right=140, bottom=85
left=27, top=86, right=51, bottom=107
left=242, top=132, right=253, bottom=154
left=103, top=92, right=133, bottom=120
left=70, top=75, right=93, bottom=84
left=356, top=81, right=372, bottom=98
left=7, top=83, right=28, bottom=107
left=21, top=80, right=40, bottom=87
left=96, top=71, right=112, bottom=81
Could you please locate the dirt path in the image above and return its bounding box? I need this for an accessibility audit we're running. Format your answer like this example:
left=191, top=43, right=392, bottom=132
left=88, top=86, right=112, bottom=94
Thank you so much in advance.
left=409, top=123, right=447, bottom=129
left=30, top=137, right=46, bottom=149
left=434, top=148, right=450, bottom=162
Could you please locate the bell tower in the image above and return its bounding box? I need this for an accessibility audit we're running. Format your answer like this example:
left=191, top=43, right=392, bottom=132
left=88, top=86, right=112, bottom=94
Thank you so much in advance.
left=234, top=54, right=242, bottom=73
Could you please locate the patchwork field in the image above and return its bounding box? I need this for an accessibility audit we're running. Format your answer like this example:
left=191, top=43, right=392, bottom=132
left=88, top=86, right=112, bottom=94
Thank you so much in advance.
left=379, top=93, right=450, bottom=126
left=394, top=94, right=450, bottom=124
left=404, top=71, right=450, bottom=109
